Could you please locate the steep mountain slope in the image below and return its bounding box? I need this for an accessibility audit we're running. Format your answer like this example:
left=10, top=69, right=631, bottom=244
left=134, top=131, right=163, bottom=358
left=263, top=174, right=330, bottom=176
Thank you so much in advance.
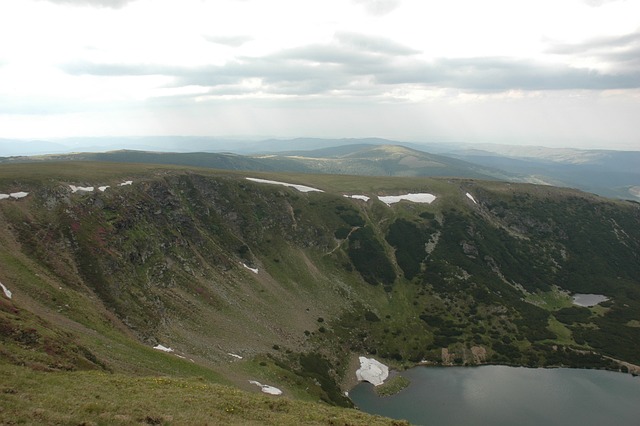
left=1, top=162, right=639, bottom=422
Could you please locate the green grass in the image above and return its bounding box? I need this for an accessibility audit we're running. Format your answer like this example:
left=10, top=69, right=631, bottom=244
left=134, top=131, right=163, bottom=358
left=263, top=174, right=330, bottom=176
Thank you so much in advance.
left=0, top=161, right=167, bottom=184
left=374, top=375, right=411, bottom=397
left=590, top=305, right=611, bottom=317
left=524, top=287, right=573, bottom=311
left=0, top=363, right=407, bottom=425
left=237, top=356, right=320, bottom=403
left=547, top=316, right=574, bottom=345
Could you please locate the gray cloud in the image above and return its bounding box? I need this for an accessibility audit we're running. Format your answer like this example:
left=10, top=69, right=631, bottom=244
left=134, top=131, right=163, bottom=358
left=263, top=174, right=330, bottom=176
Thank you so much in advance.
left=382, top=57, right=640, bottom=91
left=204, top=35, right=254, bottom=47
left=183, top=59, right=353, bottom=95
left=60, top=33, right=640, bottom=99
left=335, top=32, right=419, bottom=55
left=548, top=30, right=640, bottom=55
left=274, top=44, right=387, bottom=67
left=62, top=62, right=184, bottom=76
left=548, top=30, right=640, bottom=72
left=269, top=32, right=416, bottom=69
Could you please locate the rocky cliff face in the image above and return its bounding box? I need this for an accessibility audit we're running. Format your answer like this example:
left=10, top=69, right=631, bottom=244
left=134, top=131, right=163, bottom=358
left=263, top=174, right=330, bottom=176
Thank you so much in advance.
left=1, top=165, right=639, bottom=401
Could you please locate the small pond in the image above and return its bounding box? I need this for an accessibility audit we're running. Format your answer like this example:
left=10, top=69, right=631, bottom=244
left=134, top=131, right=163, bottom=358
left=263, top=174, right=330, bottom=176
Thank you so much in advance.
left=572, top=293, right=609, bottom=307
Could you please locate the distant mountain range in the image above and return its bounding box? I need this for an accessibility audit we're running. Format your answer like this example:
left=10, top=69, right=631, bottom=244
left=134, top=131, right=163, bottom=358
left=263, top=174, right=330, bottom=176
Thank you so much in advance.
left=1, top=137, right=638, bottom=200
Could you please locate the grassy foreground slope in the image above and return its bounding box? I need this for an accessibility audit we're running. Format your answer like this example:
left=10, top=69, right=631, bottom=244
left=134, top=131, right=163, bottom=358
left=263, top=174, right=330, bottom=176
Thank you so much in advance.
left=0, top=363, right=403, bottom=425
left=1, top=161, right=639, bottom=423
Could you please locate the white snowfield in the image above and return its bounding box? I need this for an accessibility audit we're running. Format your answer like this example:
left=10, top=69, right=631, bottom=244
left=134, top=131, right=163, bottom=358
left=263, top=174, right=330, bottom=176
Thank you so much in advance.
left=228, top=353, right=243, bottom=360
left=0, top=192, right=30, bottom=200
left=70, top=181, right=133, bottom=194
left=0, top=282, right=12, bottom=299
left=241, top=263, right=259, bottom=274
left=355, top=356, right=389, bottom=386
left=466, top=193, right=478, bottom=204
left=249, top=380, right=283, bottom=395
left=70, top=185, right=95, bottom=193
left=344, top=194, right=370, bottom=202
left=153, top=344, right=174, bottom=353
left=246, top=177, right=323, bottom=193
left=378, top=193, right=436, bottom=206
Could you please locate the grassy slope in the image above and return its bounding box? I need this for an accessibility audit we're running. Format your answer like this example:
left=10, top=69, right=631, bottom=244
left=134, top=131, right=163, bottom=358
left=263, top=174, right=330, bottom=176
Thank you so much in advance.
left=1, top=162, right=639, bottom=423
left=0, top=363, right=405, bottom=426
left=0, top=163, right=409, bottom=424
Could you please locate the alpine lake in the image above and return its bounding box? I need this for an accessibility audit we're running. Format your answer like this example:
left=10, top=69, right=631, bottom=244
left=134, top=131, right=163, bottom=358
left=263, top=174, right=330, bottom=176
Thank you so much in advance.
left=350, top=293, right=639, bottom=425
left=349, top=365, right=640, bottom=426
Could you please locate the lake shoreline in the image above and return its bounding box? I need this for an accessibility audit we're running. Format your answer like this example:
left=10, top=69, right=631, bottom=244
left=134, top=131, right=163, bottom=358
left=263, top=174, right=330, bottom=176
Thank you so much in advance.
left=344, top=353, right=640, bottom=396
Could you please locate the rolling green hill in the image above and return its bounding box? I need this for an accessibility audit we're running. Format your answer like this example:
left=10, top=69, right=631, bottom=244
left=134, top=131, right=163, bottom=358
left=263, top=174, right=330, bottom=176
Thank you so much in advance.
left=1, top=162, right=639, bottom=423
left=0, top=144, right=513, bottom=181
left=3, top=137, right=638, bottom=200
left=255, top=144, right=512, bottom=179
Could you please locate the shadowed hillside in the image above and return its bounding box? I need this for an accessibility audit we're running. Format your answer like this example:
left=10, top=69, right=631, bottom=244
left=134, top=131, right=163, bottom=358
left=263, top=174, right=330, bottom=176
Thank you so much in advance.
left=1, top=162, right=639, bottom=423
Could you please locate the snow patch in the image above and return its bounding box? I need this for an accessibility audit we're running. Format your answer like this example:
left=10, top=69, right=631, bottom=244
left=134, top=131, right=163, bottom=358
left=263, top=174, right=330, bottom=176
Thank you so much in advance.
left=69, top=185, right=94, bottom=193
left=153, top=344, right=174, bottom=353
left=70, top=182, right=130, bottom=193
left=246, top=177, right=323, bottom=193
left=249, top=380, right=283, bottom=395
left=0, top=192, right=29, bottom=200
left=378, top=193, right=436, bottom=206
left=344, top=194, right=370, bottom=202
left=466, top=193, right=477, bottom=204
left=242, top=263, right=259, bottom=274
left=0, top=282, right=12, bottom=299
left=228, top=353, right=243, bottom=360
left=356, top=356, right=389, bottom=386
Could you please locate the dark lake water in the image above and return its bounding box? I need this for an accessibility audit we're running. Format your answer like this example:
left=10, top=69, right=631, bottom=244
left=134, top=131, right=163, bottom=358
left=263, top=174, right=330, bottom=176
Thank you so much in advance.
left=349, top=366, right=640, bottom=426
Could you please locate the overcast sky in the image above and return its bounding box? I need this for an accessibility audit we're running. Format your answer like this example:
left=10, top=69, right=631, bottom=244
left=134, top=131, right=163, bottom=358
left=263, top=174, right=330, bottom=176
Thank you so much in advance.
left=1, top=0, right=639, bottom=149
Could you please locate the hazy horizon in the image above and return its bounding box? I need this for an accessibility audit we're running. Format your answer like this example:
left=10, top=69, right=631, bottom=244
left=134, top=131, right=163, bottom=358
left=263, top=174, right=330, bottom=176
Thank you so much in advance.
left=2, top=135, right=640, bottom=159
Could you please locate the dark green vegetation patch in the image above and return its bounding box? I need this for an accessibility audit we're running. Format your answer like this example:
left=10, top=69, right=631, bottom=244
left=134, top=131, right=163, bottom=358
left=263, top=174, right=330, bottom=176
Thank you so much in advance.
left=347, top=226, right=396, bottom=287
